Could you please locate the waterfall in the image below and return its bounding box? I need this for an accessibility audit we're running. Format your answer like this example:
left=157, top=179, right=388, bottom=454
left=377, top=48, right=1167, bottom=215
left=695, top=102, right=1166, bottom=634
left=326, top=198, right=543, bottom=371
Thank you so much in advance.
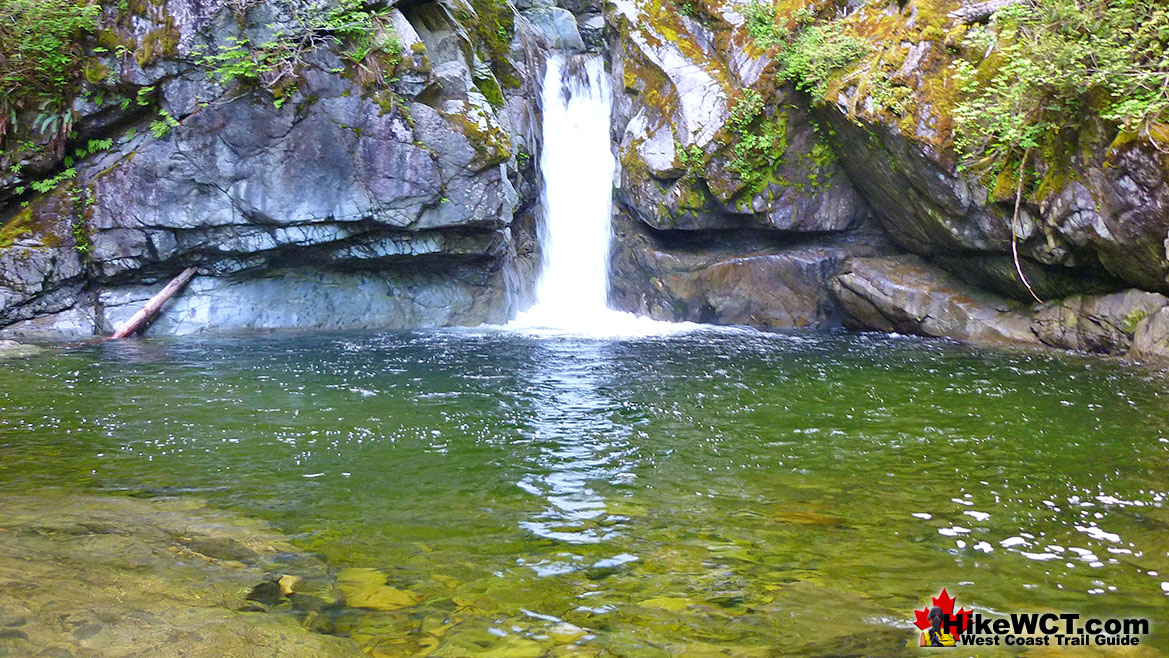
left=511, top=54, right=686, bottom=336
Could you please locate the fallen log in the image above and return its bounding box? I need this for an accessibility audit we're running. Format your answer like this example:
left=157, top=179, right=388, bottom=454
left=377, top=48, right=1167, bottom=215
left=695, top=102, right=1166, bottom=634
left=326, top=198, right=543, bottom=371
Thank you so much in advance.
left=109, top=266, right=197, bottom=339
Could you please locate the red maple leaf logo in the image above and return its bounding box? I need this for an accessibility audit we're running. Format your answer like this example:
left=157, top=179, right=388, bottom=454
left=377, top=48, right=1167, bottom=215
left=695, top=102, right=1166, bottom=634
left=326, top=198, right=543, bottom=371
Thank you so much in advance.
left=913, top=588, right=972, bottom=634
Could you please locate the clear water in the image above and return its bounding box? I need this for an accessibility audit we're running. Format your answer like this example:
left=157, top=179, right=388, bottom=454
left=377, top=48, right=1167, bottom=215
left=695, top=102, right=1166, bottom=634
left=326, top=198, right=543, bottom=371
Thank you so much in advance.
left=2, top=329, right=1167, bottom=655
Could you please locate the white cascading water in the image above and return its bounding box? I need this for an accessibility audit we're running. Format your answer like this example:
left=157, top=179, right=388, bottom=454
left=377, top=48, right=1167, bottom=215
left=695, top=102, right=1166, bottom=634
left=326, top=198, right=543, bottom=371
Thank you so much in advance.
left=511, top=54, right=687, bottom=336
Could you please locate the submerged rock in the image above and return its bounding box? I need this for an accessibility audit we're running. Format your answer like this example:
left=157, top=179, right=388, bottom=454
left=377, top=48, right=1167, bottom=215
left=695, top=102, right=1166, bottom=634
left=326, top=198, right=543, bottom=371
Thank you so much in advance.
left=335, top=567, right=420, bottom=611
left=0, top=339, right=43, bottom=358
left=0, top=492, right=361, bottom=657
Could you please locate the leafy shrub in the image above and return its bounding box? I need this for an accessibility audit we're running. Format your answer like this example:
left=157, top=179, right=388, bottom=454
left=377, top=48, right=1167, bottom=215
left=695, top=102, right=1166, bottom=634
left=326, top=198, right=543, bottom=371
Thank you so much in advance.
left=951, top=0, right=1169, bottom=173
left=740, top=1, right=865, bottom=98
left=723, top=89, right=788, bottom=191
left=150, top=108, right=179, bottom=138
left=195, top=0, right=402, bottom=103
left=0, top=0, right=100, bottom=138
left=742, top=0, right=783, bottom=49
left=675, top=142, right=707, bottom=172
left=776, top=23, right=866, bottom=97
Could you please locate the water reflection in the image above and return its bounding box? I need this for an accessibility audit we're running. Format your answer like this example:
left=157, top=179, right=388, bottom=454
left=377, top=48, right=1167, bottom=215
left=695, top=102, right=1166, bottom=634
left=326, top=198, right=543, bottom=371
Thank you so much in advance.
left=3, top=331, right=1169, bottom=654
left=516, top=340, right=635, bottom=549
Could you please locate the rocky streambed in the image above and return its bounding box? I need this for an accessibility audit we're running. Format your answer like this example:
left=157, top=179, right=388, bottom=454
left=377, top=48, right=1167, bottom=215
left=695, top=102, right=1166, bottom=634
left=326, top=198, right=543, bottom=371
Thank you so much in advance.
left=0, top=492, right=364, bottom=658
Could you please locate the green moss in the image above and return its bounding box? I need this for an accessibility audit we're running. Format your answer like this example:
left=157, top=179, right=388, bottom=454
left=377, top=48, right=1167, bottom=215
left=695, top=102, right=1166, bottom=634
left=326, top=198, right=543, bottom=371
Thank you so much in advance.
left=496, top=68, right=523, bottom=90
left=95, top=29, right=124, bottom=51
left=675, top=178, right=708, bottom=212
left=474, top=73, right=505, bottom=108
left=372, top=90, right=397, bottom=117
left=1123, top=307, right=1153, bottom=334
left=0, top=207, right=36, bottom=248
left=135, top=17, right=179, bottom=67
left=0, top=183, right=80, bottom=250
left=83, top=60, right=110, bottom=85
left=448, top=108, right=512, bottom=167
left=466, top=0, right=515, bottom=63
left=719, top=90, right=789, bottom=196
left=801, top=139, right=836, bottom=189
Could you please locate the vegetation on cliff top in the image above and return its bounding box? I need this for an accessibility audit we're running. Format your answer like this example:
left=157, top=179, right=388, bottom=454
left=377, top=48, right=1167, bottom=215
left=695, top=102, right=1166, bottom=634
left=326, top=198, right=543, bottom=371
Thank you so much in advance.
left=196, top=0, right=403, bottom=105
left=951, top=0, right=1169, bottom=177
left=0, top=0, right=100, bottom=142
left=742, top=1, right=865, bottom=97
left=740, top=0, right=1169, bottom=190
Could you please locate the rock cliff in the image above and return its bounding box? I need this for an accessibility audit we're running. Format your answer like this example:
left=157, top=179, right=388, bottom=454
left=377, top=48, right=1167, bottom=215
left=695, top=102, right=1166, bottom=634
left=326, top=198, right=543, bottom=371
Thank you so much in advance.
left=605, top=0, right=1169, bottom=360
left=4, top=0, right=1169, bottom=362
left=0, top=0, right=581, bottom=336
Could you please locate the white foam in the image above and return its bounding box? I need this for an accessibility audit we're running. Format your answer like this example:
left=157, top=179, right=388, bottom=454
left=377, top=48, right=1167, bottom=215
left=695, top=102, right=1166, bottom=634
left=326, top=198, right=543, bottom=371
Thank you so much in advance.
left=506, top=54, right=692, bottom=339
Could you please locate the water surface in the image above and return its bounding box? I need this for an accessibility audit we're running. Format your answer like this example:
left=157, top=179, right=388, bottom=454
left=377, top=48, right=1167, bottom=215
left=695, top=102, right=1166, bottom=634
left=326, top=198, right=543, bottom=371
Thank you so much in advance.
left=1, top=329, right=1167, bottom=656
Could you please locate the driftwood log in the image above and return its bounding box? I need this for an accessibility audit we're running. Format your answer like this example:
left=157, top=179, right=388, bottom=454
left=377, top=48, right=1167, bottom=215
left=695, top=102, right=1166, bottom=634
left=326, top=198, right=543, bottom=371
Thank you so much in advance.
left=109, top=267, right=197, bottom=339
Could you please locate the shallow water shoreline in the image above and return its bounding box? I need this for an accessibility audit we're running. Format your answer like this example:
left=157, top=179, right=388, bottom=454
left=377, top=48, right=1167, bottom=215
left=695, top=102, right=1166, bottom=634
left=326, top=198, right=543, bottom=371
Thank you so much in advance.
left=0, top=490, right=363, bottom=658
left=2, top=330, right=1167, bottom=656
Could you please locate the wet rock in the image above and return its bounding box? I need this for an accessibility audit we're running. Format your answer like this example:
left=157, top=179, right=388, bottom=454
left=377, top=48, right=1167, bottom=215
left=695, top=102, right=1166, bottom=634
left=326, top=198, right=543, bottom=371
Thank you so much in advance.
left=0, top=492, right=361, bottom=657
left=599, top=0, right=1169, bottom=354
left=830, top=256, right=1039, bottom=347
left=560, top=0, right=604, bottom=14
left=609, top=0, right=868, bottom=234
left=818, top=109, right=1012, bottom=257
left=93, top=263, right=510, bottom=335
left=577, top=14, right=605, bottom=51
left=246, top=580, right=286, bottom=608
left=832, top=256, right=1169, bottom=355
left=610, top=211, right=885, bottom=326
left=930, top=255, right=1123, bottom=303
left=0, top=340, right=43, bottom=358
left=185, top=536, right=260, bottom=562
left=0, top=193, right=88, bottom=331
left=605, top=0, right=881, bottom=327
left=335, top=568, right=420, bottom=611
left=547, top=622, right=586, bottom=644
left=278, top=574, right=302, bottom=595
left=821, top=46, right=1169, bottom=296
left=523, top=7, right=586, bottom=51
left=1128, top=306, right=1169, bottom=361
left=0, top=0, right=550, bottom=337
left=1031, top=290, right=1169, bottom=354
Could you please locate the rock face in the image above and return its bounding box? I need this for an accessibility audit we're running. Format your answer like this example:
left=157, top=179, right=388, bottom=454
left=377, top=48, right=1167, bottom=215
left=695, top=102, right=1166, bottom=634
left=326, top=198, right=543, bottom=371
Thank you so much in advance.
left=0, top=0, right=564, bottom=337
left=6, top=0, right=1169, bottom=361
left=830, top=255, right=1169, bottom=358
left=611, top=210, right=885, bottom=326
left=831, top=256, right=1038, bottom=347
left=603, top=0, right=1169, bottom=362
left=605, top=0, right=876, bottom=326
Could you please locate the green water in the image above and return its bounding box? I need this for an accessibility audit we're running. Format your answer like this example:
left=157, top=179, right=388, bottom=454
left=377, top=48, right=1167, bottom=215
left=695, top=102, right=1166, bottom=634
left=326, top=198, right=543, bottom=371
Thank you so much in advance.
left=1, top=328, right=1167, bottom=656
